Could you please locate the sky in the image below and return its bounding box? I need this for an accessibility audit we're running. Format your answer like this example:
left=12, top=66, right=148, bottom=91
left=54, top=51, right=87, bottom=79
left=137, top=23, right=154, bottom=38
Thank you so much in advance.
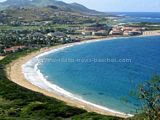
left=61, top=0, right=160, bottom=12
left=0, top=0, right=6, bottom=2
left=0, top=0, right=160, bottom=12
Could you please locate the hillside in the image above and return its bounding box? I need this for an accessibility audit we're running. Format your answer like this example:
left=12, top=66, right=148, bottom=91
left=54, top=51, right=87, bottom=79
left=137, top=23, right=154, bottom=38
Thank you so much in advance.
left=0, top=6, right=102, bottom=24
left=0, top=0, right=105, bottom=15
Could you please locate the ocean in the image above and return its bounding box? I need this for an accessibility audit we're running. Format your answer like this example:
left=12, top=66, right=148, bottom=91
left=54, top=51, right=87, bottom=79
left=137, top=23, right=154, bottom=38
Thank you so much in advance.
left=111, top=12, right=160, bottom=23
left=23, top=36, right=160, bottom=115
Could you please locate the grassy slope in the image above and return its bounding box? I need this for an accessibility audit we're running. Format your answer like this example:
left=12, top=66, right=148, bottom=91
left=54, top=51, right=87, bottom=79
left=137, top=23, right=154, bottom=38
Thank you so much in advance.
left=0, top=50, right=122, bottom=120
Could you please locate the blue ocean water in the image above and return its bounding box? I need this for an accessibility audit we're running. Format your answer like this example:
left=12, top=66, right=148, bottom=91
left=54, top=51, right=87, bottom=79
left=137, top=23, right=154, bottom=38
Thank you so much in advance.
left=111, top=12, right=160, bottom=23
left=38, top=36, right=160, bottom=114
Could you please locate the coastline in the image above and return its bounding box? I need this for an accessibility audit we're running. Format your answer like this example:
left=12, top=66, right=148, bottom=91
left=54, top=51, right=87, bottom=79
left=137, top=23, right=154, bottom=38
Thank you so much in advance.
left=6, top=32, right=160, bottom=118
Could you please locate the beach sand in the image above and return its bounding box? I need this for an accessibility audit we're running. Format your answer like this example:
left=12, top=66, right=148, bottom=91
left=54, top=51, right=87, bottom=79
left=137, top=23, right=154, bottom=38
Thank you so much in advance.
left=6, top=32, right=160, bottom=119
left=0, top=56, right=5, bottom=60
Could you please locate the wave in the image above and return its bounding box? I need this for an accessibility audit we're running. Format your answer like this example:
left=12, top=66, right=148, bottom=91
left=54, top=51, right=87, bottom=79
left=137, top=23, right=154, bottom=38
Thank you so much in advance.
left=22, top=38, right=134, bottom=117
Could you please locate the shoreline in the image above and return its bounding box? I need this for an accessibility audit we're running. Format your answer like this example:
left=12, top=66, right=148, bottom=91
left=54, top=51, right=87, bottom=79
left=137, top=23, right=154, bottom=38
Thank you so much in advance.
left=6, top=33, right=160, bottom=118
left=22, top=37, right=133, bottom=118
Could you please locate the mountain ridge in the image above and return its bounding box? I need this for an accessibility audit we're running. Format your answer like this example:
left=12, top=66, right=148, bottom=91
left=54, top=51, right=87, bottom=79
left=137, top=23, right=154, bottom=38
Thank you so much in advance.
left=0, top=0, right=105, bottom=15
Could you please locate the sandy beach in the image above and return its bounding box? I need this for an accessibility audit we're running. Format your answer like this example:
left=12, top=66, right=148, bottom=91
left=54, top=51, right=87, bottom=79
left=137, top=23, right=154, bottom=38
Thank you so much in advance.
left=0, top=56, right=5, bottom=61
left=6, top=32, right=160, bottom=118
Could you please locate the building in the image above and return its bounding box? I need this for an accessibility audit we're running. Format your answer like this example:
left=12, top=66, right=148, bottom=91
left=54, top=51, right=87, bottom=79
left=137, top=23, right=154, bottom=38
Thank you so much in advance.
left=92, top=30, right=108, bottom=36
left=3, top=46, right=26, bottom=54
left=123, top=30, right=142, bottom=36
left=52, top=32, right=66, bottom=38
left=109, top=29, right=123, bottom=35
left=84, top=27, right=97, bottom=31
left=122, top=26, right=143, bottom=31
left=109, top=26, right=123, bottom=35
left=82, top=31, right=93, bottom=36
left=123, top=26, right=143, bottom=36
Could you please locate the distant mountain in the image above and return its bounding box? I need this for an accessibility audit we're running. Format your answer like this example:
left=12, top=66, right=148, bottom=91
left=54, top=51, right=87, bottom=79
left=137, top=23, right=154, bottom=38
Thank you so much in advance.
left=0, top=0, right=105, bottom=15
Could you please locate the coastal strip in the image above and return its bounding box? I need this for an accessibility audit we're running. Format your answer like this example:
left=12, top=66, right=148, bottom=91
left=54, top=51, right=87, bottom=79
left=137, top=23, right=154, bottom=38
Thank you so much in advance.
left=142, top=30, right=160, bottom=36
left=6, top=33, right=160, bottom=119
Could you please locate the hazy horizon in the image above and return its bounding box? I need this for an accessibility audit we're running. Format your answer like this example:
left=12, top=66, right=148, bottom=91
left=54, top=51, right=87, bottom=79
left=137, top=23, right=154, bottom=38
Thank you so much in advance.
left=0, top=0, right=160, bottom=12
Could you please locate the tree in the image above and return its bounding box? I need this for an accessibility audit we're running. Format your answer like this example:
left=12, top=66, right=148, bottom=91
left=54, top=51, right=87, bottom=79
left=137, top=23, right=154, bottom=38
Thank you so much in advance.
left=138, top=75, right=160, bottom=120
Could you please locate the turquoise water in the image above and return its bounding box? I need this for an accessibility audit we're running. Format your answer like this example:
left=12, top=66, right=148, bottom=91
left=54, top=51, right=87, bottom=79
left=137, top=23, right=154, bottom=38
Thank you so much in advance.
left=111, top=12, right=160, bottom=23
left=38, top=36, right=160, bottom=114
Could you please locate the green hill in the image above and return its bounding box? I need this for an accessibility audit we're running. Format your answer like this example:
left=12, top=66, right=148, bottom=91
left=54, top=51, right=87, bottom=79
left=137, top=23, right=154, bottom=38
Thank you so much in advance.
left=0, top=0, right=104, bottom=15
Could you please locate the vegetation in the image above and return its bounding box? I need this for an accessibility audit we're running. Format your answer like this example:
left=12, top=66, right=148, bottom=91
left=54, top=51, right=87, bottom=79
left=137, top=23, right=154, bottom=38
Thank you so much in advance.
left=137, top=76, right=160, bottom=120
left=0, top=50, right=122, bottom=120
left=0, top=0, right=103, bottom=15
left=127, top=76, right=160, bottom=120
left=0, top=0, right=159, bottom=119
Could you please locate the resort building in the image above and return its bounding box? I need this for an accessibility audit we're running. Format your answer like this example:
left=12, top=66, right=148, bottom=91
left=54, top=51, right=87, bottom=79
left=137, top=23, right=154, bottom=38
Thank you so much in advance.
left=122, top=26, right=143, bottom=36
left=81, top=31, right=93, bottom=36
left=3, top=46, right=26, bottom=54
left=92, top=30, right=108, bottom=36
left=123, top=30, right=141, bottom=36
left=109, top=26, right=123, bottom=35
